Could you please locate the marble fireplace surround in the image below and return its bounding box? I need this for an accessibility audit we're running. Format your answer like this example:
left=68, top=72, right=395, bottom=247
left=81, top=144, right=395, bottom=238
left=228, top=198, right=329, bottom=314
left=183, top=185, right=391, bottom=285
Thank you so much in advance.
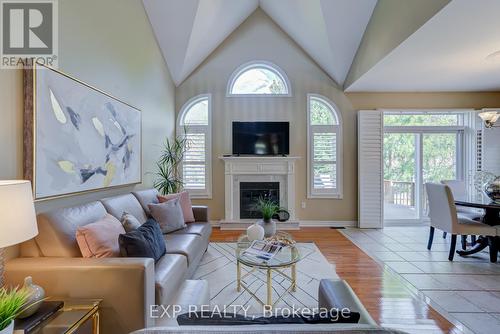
left=219, top=156, right=300, bottom=229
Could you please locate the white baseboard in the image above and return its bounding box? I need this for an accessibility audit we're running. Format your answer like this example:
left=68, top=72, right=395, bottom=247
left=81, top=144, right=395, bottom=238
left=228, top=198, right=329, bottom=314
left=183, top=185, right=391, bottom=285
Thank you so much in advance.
left=299, top=220, right=357, bottom=227
left=211, top=220, right=357, bottom=229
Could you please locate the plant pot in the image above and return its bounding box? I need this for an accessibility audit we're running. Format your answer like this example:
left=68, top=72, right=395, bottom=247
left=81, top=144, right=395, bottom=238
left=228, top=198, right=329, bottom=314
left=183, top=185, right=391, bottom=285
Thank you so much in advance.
left=257, top=219, right=276, bottom=237
left=0, top=320, right=14, bottom=334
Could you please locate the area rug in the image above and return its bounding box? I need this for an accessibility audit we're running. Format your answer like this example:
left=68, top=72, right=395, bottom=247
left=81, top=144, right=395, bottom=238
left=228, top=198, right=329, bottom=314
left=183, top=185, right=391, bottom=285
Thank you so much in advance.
left=192, top=242, right=338, bottom=314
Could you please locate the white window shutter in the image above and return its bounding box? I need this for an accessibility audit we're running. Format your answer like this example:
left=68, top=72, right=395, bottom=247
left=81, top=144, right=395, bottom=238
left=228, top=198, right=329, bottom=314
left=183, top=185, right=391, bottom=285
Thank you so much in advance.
left=183, top=132, right=206, bottom=190
left=358, top=110, right=384, bottom=228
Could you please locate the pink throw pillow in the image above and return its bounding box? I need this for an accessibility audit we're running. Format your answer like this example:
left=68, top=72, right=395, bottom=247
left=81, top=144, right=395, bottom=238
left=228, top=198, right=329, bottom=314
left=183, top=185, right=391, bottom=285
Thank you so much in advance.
left=76, top=214, right=125, bottom=258
left=158, top=191, right=195, bottom=223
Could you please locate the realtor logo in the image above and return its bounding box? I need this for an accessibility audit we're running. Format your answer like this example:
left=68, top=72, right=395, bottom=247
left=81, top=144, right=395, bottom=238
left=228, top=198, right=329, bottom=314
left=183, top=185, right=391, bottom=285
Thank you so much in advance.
left=1, top=0, right=58, bottom=68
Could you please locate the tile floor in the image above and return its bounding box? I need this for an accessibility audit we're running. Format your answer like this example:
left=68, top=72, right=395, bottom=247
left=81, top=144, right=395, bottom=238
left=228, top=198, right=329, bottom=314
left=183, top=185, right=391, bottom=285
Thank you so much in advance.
left=341, top=226, right=500, bottom=334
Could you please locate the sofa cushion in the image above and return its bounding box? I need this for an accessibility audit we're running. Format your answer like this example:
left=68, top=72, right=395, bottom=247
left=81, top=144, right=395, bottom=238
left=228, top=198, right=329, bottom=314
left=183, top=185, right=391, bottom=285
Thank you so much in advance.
left=76, top=214, right=125, bottom=258
left=132, top=188, right=159, bottom=216
left=163, top=234, right=205, bottom=266
left=119, top=219, right=166, bottom=262
left=35, top=201, right=108, bottom=257
left=172, top=223, right=212, bottom=238
left=101, top=194, right=148, bottom=224
left=149, top=199, right=186, bottom=233
left=154, top=254, right=188, bottom=304
left=158, top=191, right=195, bottom=223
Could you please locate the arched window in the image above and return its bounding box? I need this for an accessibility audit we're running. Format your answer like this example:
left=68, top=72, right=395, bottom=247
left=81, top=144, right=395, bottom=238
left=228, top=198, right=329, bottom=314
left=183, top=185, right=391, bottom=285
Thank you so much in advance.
left=227, top=61, right=291, bottom=96
left=178, top=94, right=212, bottom=198
left=307, top=94, right=343, bottom=198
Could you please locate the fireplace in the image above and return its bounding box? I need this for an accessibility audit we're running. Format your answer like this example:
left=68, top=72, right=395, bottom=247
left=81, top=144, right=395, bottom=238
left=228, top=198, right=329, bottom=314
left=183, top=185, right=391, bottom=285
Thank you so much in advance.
left=239, top=182, right=280, bottom=219
left=219, top=156, right=299, bottom=227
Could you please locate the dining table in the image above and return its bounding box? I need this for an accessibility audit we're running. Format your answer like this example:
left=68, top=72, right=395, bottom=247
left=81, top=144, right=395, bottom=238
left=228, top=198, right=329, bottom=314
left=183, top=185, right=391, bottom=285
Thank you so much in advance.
left=454, top=197, right=500, bottom=262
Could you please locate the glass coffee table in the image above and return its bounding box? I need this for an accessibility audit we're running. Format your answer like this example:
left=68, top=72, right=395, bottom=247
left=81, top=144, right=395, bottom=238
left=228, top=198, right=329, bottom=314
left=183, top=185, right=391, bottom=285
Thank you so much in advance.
left=27, top=299, right=101, bottom=334
left=236, top=232, right=301, bottom=309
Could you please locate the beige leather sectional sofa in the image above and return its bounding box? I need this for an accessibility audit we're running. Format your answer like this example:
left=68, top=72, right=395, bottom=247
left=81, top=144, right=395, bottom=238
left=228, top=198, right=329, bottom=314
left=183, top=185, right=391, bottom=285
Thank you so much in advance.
left=5, top=188, right=212, bottom=334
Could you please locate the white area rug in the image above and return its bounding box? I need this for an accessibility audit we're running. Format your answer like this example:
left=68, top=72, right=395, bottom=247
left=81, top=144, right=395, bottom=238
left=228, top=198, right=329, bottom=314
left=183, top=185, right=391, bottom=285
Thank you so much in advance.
left=193, top=242, right=338, bottom=314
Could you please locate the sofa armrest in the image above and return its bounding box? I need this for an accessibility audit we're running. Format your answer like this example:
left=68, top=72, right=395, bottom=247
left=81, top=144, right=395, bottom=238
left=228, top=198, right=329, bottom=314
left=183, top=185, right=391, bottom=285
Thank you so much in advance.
left=192, top=205, right=209, bottom=222
left=5, top=257, right=155, bottom=334
left=318, top=279, right=377, bottom=326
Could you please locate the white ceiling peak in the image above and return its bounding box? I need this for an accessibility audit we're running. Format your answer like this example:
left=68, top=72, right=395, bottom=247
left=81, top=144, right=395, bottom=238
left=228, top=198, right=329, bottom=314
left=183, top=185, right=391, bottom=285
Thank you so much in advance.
left=259, top=0, right=376, bottom=85
left=143, top=0, right=258, bottom=86
left=144, top=0, right=375, bottom=87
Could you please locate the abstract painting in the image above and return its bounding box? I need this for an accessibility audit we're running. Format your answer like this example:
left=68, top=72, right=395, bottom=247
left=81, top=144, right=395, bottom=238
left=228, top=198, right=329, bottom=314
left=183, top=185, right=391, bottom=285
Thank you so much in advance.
left=24, top=63, right=141, bottom=200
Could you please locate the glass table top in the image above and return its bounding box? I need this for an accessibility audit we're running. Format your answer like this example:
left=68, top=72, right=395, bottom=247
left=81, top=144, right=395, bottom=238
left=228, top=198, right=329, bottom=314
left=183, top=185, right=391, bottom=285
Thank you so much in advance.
left=236, top=231, right=301, bottom=268
left=455, top=194, right=500, bottom=209
left=32, top=299, right=101, bottom=334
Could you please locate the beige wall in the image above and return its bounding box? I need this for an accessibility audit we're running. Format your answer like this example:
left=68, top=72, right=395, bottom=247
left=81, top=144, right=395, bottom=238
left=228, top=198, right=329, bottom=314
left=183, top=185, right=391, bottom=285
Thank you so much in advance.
left=347, top=92, right=500, bottom=110
left=177, top=9, right=500, bottom=222
left=0, top=0, right=175, bottom=258
left=176, top=9, right=358, bottom=222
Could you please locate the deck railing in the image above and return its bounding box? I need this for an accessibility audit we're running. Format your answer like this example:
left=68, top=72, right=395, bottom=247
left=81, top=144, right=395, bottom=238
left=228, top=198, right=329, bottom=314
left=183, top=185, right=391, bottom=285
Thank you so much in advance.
left=384, top=180, right=416, bottom=206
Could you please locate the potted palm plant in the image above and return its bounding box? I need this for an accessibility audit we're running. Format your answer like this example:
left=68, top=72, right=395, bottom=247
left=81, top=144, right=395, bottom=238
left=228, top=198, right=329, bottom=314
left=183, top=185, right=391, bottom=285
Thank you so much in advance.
left=0, top=287, right=30, bottom=334
left=154, top=134, right=190, bottom=195
left=255, top=197, right=280, bottom=237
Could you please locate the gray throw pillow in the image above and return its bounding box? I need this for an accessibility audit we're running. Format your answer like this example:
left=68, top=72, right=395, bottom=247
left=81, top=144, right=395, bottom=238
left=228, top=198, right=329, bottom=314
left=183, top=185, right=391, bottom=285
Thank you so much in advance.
left=120, top=212, right=142, bottom=232
left=148, top=198, right=186, bottom=233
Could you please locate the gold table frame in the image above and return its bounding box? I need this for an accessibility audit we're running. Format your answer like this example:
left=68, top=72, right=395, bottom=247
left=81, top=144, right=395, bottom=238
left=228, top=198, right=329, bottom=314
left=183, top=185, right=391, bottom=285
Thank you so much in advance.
left=43, top=298, right=102, bottom=334
left=237, top=260, right=297, bottom=309
left=236, top=233, right=300, bottom=310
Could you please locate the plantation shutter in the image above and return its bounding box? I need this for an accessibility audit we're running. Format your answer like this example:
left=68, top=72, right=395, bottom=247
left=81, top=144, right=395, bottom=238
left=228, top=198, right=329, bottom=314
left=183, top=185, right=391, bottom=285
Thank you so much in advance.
left=358, top=110, right=384, bottom=228
left=183, top=132, right=206, bottom=190
left=312, top=130, right=337, bottom=190
left=178, top=94, right=211, bottom=198
left=307, top=94, right=342, bottom=198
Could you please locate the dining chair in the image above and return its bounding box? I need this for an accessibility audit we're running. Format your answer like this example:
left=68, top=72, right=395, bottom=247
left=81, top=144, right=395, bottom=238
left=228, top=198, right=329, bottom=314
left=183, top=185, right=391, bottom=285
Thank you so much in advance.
left=441, top=180, right=483, bottom=249
left=425, top=183, right=498, bottom=261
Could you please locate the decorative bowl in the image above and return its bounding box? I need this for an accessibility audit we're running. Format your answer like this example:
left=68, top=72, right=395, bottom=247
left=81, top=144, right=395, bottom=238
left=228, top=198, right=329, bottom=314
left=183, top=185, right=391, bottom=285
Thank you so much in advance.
left=484, top=176, right=500, bottom=204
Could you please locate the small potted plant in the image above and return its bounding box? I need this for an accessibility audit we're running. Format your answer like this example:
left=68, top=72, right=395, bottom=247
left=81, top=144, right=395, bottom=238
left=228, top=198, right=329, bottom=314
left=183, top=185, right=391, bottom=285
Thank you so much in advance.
left=255, top=197, right=280, bottom=237
left=0, top=287, right=30, bottom=334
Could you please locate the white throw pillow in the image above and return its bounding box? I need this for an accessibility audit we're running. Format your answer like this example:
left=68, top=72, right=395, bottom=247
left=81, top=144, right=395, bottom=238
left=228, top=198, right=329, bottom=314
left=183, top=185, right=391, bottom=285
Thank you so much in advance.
left=120, top=212, right=142, bottom=232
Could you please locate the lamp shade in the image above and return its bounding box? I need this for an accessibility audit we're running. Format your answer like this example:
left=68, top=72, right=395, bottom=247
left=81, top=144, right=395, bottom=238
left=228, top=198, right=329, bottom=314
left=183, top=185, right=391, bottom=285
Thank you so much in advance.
left=0, top=180, right=38, bottom=248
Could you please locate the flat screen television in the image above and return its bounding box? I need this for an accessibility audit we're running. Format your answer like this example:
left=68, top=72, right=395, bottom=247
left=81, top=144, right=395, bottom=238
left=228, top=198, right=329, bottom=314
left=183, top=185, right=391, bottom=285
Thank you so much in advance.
left=232, top=122, right=289, bottom=156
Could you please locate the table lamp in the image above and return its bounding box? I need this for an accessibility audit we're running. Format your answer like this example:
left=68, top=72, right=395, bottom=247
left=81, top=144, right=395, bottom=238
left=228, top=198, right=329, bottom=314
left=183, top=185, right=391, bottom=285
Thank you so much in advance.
left=0, top=180, right=38, bottom=287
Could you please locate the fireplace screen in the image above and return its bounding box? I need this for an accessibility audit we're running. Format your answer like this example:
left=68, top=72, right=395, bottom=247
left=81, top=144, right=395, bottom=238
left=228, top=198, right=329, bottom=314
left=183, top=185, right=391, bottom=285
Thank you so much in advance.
left=239, top=182, right=280, bottom=219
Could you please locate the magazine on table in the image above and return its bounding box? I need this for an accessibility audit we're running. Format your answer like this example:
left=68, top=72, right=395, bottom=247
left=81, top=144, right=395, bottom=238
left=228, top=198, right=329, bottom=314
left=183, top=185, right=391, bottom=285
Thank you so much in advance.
left=242, top=240, right=286, bottom=261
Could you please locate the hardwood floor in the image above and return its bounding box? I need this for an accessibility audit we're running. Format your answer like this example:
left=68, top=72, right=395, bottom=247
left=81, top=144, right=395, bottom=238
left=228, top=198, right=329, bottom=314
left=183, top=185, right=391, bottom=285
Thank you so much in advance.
left=211, top=227, right=462, bottom=333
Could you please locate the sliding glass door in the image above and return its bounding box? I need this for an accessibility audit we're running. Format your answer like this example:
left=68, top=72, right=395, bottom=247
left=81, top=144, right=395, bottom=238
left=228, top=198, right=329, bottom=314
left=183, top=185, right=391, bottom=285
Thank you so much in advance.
left=383, top=133, right=419, bottom=220
left=383, top=113, right=464, bottom=224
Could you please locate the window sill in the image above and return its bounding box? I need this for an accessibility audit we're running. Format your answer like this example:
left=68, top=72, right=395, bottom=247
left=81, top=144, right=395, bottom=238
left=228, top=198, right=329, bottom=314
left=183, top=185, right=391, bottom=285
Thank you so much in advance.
left=307, top=193, right=343, bottom=200
left=185, top=191, right=212, bottom=200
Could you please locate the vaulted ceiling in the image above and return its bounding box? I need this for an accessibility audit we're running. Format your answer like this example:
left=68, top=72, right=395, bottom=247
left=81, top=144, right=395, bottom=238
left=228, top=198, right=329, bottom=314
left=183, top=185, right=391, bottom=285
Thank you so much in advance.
left=143, top=0, right=376, bottom=87
left=345, top=0, right=500, bottom=92
left=143, top=0, right=500, bottom=92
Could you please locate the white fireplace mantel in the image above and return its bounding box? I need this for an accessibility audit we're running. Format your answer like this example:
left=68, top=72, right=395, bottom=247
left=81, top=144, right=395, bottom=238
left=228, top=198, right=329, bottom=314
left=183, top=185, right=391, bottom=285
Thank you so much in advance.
left=219, top=156, right=300, bottom=226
